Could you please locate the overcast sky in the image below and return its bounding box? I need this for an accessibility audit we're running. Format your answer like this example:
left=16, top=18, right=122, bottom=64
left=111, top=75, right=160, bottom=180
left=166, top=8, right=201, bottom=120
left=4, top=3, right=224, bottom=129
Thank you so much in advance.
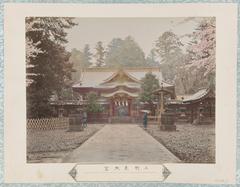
left=65, top=17, right=204, bottom=55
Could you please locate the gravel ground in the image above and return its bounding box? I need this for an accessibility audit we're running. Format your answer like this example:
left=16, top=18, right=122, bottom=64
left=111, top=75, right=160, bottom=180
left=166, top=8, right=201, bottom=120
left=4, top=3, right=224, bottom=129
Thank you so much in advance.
left=144, top=124, right=215, bottom=163
left=27, top=124, right=105, bottom=163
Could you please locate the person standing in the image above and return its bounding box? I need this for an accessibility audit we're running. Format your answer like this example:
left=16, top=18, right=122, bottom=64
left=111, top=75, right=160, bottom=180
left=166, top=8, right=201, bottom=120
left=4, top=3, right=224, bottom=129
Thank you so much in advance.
left=143, top=112, right=148, bottom=129
left=83, top=111, right=88, bottom=128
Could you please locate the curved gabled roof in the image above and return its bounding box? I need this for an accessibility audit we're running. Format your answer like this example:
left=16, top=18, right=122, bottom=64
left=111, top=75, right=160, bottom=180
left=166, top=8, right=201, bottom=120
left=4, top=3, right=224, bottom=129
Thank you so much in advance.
left=72, top=67, right=165, bottom=88
left=183, top=88, right=214, bottom=103
left=101, top=69, right=140, bottom=84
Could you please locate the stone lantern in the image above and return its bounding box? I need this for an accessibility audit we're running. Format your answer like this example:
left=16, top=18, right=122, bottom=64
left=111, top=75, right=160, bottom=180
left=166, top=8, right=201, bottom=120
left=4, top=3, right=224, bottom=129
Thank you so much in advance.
left=153, top=83, right=176, bottom=131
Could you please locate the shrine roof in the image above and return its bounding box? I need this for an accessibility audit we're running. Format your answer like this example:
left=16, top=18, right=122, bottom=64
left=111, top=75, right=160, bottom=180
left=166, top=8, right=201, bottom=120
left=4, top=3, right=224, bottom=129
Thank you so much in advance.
left=72, top=67, right=166, bottom=88
left=183, top=88, right=211, bottom=103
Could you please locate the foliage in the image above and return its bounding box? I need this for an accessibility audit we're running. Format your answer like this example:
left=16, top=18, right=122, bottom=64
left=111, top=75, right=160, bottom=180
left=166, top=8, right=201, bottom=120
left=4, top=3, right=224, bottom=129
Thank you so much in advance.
left=94, top=41, right=105, bottom=67
left=69, top=48, right=84, bottom=82
left=175, top=57, right=211, bottom=94
left=57, top=86, right=79, bottom=101
left=83, top=44, right=92, bottom=66
left=26, top=39, right=43, bottom=65
left=69, top=46, right=93, bottom=82
left=26, top=17, right=77, bottom=118
left=155, top=31, right=183, bottom=82
left=146, top=49, right=159, bottom=67
left=174, top=18, right=216, bottom=94
left=186, top=18, right=216, bottom=77
left=155, top=31, right=183, bottom=62
left=105, top=36, right=147, bottom=68
left=86, top=92, right=103, bottom=113
left=139, top=73, right=159, bottom=114
left=26, top=19, right=44, bottom=65
left=153, top=20, right=216, bottom=95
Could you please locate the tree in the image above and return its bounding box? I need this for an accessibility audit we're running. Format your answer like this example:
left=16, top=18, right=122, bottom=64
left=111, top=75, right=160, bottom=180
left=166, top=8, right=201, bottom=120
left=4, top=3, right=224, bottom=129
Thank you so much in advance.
left=139, top=73, right=160, bottom=114
left=94, top=41, right=105, bottom=67
left=146, top=49, right=159, bottom=67
left=105, top=36, right=147, bottom=68
left=26, top=19, right=44, bottom=65
left=57, top=86, right=79, bottom=101
left=82, top=44, right=92, bottom=67
left=155, top=31, right=183, bottom=82
left=174, top=18, right=216, bottom=94
left=69, top=48, right=85, bottom=82
left=174, top=55, right=210, bottom=95
left=86, top=92, right=103, bottom=113
left=186, top=18, right=216, bottom=78
left=69, top=45, right=92, bottom=82
left=155, top=31, right=183, bottom=62
left=26, top=17, right=77, bottom=118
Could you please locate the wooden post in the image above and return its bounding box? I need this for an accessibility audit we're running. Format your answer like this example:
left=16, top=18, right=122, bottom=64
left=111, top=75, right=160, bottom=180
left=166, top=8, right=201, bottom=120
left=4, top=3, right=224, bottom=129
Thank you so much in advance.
left=128, top=99, right=131, bottom=116
left=160, top=91, right=164, bottom=114
left=109, top=99, right=112, bottom=116
left=112, top=99, right=115, bottom=116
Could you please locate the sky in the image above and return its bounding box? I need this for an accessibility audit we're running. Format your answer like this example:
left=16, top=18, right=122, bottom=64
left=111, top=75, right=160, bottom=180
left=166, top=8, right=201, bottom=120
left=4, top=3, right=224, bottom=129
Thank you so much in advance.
left=65, top=17, right=204, bottom=56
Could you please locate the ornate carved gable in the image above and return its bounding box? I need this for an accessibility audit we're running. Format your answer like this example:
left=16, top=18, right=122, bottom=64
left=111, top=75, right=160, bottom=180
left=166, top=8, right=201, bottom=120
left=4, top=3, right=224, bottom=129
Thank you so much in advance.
left=101, top=69, right=140, bottom=85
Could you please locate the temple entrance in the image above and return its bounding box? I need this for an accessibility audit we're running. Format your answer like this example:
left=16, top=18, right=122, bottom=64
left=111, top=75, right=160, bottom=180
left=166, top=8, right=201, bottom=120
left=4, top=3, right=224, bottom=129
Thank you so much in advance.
left=112, top=97, right=131, bottom=117
left=103, top=91, right=138, bottom=123
left=116, top=105, right=128, bottom=117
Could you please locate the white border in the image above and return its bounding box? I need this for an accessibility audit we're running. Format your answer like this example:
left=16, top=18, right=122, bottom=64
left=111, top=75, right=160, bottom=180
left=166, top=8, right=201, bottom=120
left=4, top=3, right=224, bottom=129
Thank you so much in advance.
left=4, top=3, right=237, bottom=184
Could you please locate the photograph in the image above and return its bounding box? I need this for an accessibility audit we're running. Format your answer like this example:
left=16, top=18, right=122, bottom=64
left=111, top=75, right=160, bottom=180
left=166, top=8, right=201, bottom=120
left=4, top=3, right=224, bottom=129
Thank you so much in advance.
left=26, top=17, right=216, bottom=164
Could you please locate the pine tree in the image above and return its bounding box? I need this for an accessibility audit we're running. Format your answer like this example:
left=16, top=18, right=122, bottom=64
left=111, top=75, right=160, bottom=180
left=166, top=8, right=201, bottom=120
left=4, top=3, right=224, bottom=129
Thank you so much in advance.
left=155, top=31, right=183, bottom=82
left=26, top=17, right=77, bottom=118
left=69, top=48, right=85, bottom=82
left=82, top=44, right=92, bottom=67
left=146, top=49, right=159, bottom=67
left=139, top=73, right=160, bottom=114
left=105, top=36, right=147, bottom=68
left=94, top=41, right=105, bottom=67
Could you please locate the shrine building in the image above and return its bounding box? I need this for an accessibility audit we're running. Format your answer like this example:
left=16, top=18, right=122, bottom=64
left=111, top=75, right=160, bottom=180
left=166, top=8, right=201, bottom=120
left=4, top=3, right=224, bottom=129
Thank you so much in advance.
left=51, top=67, right=215, bottom=125
left=71, top=67, right=174, bottom=122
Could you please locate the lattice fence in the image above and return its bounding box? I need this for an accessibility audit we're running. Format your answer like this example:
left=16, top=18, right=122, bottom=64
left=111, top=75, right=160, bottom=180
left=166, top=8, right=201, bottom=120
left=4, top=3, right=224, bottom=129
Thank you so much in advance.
left=27, top=117, right=69, bottom=130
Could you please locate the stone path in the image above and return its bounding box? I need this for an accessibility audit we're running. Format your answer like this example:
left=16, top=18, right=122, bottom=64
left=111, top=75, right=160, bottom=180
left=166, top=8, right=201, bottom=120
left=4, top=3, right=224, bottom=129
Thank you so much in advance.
left=63, top=124, right=181, bottom=163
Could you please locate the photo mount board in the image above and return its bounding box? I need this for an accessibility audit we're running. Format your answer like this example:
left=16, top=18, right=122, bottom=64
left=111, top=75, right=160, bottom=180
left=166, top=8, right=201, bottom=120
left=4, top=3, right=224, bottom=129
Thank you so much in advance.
left=3, top=3, right=238, bottom=184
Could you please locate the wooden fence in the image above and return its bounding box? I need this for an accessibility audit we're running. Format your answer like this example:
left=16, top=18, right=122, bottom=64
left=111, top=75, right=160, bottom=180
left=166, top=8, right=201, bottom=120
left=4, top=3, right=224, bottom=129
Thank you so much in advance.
left=27, top=117, right=69, bottom=130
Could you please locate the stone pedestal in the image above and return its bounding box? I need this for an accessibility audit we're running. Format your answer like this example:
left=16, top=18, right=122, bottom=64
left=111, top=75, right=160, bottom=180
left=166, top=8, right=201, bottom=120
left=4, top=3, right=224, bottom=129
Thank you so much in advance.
left=69, top=114, right=84, bottom=131
left=160, top=112, right=176, bottom=131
